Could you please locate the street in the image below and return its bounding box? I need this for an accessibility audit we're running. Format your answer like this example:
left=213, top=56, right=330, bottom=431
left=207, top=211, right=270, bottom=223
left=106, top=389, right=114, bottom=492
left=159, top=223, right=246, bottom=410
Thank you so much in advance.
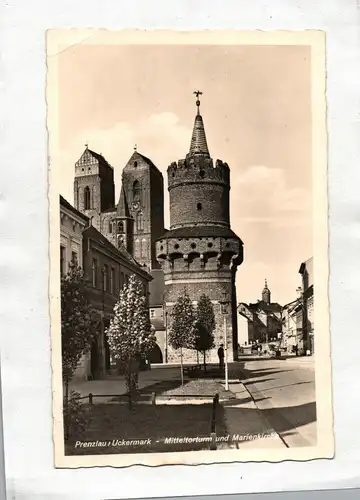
left=238, top=357, right=316, bottom=447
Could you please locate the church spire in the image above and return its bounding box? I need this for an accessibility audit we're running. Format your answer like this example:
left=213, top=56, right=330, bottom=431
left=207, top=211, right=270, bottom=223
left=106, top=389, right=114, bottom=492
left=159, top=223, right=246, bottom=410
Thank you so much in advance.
left=117, top=184, right=130, bottom=217
left=262, top=279, right=271, bottom=304
left=187, top=90, right=210, bottom=158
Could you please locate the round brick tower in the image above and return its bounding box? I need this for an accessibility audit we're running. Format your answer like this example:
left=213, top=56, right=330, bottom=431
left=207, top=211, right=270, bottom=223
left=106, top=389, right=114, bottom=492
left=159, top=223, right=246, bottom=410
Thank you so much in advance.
left=156, top=93, right=244, bottom=363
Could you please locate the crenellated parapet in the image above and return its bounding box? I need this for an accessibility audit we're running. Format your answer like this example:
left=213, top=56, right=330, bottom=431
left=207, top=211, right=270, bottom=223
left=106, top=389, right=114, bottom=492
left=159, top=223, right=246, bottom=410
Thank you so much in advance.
left=167, top=157, right=230, bottom=190
left=156, top=234, right=243, bottom=277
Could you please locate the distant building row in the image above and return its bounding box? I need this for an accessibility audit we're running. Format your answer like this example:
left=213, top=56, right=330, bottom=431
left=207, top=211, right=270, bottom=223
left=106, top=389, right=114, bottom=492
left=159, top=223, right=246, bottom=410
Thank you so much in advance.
left=237, top=257, right=314, bottom=355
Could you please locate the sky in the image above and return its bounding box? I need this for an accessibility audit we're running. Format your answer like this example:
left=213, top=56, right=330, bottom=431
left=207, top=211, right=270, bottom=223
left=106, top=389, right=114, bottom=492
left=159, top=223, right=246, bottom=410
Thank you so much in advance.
left=55, top=42, right=313, bottom=305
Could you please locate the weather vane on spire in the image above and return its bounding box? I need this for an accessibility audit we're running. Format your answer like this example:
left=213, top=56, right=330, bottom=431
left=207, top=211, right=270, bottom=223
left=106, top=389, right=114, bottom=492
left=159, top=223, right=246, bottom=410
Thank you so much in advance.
left=134, top=143, right=137, bottom=151
left=193, top=90, right=203, bottom=115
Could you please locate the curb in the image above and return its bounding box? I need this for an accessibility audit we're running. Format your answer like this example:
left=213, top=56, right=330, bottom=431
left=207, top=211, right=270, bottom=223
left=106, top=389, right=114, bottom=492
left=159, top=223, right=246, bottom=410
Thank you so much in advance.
left=233, top=371, right=288, bottom=448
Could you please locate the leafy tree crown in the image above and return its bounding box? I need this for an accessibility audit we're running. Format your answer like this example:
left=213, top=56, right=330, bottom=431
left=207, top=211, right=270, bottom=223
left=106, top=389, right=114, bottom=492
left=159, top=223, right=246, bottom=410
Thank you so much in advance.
left=106, top=274, right=156, bottom=362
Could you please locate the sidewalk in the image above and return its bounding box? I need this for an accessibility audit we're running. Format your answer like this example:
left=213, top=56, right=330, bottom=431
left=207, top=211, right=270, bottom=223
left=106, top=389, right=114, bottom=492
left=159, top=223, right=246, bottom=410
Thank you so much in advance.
left=220, top=381, right=285, bottom=449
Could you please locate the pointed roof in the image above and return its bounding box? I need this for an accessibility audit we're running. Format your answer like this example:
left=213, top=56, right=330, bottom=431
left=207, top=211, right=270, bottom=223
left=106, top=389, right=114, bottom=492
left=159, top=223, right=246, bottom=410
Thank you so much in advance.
left=117, top=184, right=131, bottom=217
left=76, top=145, right=113, bottom=170
left=187, top=91, right=210, bottom=158
left=124, top=150, right=162, bottom=175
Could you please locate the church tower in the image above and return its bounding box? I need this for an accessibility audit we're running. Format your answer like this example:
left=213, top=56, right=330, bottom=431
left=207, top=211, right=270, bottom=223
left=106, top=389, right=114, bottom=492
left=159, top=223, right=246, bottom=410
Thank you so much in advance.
left=156, top=92, right=244, bottom=362
left=74, top=145, right=115, bottom=231
left=119, top=149, right=165, bottom=270
left=262, top=279, right=271, bottom=304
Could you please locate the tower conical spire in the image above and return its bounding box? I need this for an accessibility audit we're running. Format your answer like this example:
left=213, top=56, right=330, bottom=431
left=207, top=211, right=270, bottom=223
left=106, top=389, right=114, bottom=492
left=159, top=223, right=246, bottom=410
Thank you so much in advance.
left=187, top=90, right=210, bottom=158
left=262, top=279, right=271, bottom=304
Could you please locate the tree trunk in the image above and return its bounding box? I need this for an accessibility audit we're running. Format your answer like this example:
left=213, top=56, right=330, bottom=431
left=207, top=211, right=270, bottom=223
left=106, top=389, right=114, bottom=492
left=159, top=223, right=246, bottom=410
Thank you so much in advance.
left=196, top=351, right=199, bottom=365
left=203, top=351, right=207, bottom=372
left=127, top=358, right=132, bottom=410
left=180, top=348, right=184, bottom=385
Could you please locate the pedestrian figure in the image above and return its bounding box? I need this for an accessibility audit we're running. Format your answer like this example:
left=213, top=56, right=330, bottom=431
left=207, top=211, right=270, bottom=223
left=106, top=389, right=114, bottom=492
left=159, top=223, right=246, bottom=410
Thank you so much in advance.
left=218, top=344, right=225, bottom=370
left=294, top=344, right=299, bottom=356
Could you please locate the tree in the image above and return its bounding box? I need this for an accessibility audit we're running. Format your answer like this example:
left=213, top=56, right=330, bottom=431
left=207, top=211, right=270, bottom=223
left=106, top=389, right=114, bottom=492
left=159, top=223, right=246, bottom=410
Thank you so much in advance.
left=106, top=274, right=156, bottom=407
left=169, top=290, right=196, bottom=384
left=61, top=261, right=97, bottom=410
left=194, top=294, right=216, bottom=371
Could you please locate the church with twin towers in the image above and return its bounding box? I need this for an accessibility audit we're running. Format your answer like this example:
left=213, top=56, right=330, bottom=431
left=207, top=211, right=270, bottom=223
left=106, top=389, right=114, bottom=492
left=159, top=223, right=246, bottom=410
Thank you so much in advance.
left=73, top=92, right=244, bottom=363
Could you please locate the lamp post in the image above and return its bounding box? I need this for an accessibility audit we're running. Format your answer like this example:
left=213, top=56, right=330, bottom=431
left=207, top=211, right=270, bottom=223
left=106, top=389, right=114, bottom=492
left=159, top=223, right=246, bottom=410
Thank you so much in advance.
left=164, top=309, right=168, bottom=364
left=220, top=292, right=230, bottom=391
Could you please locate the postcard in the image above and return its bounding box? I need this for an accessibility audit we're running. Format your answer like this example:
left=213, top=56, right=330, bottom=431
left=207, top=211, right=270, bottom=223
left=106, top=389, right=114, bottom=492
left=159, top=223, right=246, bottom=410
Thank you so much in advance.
left=47, top=29, right=333, bottom=467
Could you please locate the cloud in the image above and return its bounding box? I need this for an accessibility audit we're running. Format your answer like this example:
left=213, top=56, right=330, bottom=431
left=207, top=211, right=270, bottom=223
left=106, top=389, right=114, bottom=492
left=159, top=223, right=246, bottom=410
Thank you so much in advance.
left=231, top=165, right=311, bottom=226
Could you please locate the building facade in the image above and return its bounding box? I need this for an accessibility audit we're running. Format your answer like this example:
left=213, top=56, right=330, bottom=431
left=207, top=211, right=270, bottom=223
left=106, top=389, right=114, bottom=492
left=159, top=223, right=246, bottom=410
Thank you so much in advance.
left=60, top=195, right=88, bottom=272
left=299, top=257, right=314, bottom=354
left=156, top=96, right=244, bottom=363
left=82, top=225, right=152, bottom=380
left=238, top=281, right=283, bottom=345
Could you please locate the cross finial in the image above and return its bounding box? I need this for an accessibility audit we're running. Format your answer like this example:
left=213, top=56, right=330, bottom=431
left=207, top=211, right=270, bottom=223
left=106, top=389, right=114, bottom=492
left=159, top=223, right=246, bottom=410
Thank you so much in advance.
left=85, top=142, right=88, bottom=149
left=134, top=143, right=137, bottom=151
left=193, top=90, right=203, bottom=115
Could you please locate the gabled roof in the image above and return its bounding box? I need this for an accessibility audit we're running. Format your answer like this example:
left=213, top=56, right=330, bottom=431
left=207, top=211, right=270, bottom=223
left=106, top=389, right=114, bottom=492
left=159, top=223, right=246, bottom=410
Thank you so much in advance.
left=125, top=151, right=162, bottom=176
left=76, top=147, right=113, bottom=170
left=60, top=195, right=89, bottom=223
left=87, top=148, right=113, bottom=169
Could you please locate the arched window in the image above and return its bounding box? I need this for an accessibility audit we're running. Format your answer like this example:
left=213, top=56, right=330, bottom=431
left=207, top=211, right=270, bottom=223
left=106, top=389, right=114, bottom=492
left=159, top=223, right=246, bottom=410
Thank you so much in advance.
left=117, top=220, right=124, bottom=233
left=133, top=180, right=140, bottom=201
left=84, top=186, right=91, bottom=210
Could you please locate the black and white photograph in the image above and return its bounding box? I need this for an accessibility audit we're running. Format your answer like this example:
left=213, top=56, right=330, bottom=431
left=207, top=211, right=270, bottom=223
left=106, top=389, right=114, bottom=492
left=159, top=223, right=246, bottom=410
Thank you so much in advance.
left=47, top=29, right=333, bottom=467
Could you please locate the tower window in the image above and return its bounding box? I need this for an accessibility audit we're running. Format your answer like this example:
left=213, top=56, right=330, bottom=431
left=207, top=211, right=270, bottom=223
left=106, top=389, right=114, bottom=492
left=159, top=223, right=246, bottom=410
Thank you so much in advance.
left=133, top=180, right=140, bottom=201
left=197, top=203, right=202, bottom=211
left=191, top=243, right=197, bottom=249
left=134, top=161, right=138, bottom=167
left=108, top=221, right=113, bottom=233
left=199, top=170, right=205, bottom=178
left=174, top=243, right=179, bottom=250
left=208, top=242, right=213, bottom=248
left=84, top=186, right=91, bottom=210
left=118, top=221, right=124, bottom=233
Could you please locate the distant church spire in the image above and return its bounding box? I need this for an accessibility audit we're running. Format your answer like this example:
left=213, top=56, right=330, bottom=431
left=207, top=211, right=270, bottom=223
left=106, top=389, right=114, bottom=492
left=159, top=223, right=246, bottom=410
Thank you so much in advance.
left=262, top=279, right=271, bottom=304
left=187, top=90, right=210, bottom=158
